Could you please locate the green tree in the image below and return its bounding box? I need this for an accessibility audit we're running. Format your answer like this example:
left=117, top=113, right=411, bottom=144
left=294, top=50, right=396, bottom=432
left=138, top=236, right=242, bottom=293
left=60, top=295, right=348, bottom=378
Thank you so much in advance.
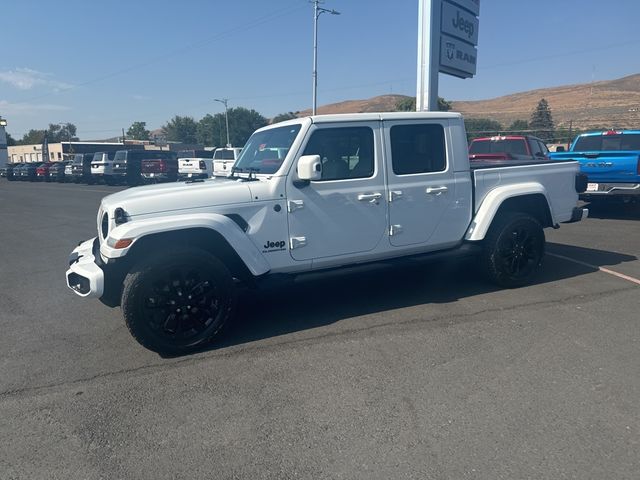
left=271, top=112, right=298, bottom=124
left=226, top=107, right=268, bottom=147
left=47, top=123, right=78, bottom=142
left=196, top=114, right=221, bottom=146
left=395, top=96, right=452, bottom=112
left=162, top=115, right=198, bottom=144
left=464, top=118, right=503, bottom=142
left=6, top=132, right=16, bottom=146
left=18, top=129, right=46, bottom=145
left=529, top=99, right=555, bottom=142
left=127, top=121, right=150, bottom=140
left=508, top=119, right=529, bottom=135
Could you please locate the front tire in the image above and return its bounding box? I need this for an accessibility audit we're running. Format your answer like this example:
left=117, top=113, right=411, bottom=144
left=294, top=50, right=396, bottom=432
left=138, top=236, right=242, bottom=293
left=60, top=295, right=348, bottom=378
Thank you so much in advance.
left=482, top=212, right=545, bottom=288
left=121, top=248, right=236, bottom=354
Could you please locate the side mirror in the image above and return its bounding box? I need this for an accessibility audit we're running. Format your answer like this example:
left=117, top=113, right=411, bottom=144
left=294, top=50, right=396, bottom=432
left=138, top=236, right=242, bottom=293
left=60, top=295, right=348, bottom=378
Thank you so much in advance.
left=297, top=154, right=322, bottom=181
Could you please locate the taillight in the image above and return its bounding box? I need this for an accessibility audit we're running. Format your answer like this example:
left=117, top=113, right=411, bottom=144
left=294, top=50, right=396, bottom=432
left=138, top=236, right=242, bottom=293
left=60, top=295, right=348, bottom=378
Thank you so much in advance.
left=199, top=160, right=206, bottom=170
left=603, top=130, right=622, bottom=136
left=158, top=160, right=167, bottom=173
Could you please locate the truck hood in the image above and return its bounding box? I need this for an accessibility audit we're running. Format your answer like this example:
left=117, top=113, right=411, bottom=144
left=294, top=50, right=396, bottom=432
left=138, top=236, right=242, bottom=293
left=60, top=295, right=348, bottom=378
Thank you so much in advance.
left=101, top=178, right=254, bottom=217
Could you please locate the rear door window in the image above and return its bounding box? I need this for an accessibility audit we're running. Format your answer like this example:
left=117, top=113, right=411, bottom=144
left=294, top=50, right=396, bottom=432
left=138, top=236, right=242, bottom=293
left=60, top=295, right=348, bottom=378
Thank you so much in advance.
left=390, top=124, right=446, bottom=175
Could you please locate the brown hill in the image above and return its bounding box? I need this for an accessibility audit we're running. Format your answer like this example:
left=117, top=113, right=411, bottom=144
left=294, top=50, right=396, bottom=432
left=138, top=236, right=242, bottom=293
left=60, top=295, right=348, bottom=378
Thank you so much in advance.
left=300, top=74, right=640, bottom=130
left=453, top=73, right=640, bottom=130
left=297, top=94, right=408, bottom=116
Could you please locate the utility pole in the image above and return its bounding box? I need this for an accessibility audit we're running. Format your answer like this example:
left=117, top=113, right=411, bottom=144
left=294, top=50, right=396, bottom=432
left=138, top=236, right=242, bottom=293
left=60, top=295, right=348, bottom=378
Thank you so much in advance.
left=214, top=98, right=231, bottom=147
left=568, top=120, right=573, bottom=147
left=312, top=0, right=340, bottom=115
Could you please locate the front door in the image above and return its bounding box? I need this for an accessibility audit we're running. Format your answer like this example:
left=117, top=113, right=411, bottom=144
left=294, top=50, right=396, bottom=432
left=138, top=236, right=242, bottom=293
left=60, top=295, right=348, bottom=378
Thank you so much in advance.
left=286, top=122, right=387, bottom=262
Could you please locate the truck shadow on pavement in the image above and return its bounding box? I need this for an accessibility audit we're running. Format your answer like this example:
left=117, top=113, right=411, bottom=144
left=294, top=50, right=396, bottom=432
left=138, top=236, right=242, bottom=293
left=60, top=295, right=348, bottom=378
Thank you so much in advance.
left=584, top=201, right=640, bottom=220
left=190, top=243, right=637, bottom=356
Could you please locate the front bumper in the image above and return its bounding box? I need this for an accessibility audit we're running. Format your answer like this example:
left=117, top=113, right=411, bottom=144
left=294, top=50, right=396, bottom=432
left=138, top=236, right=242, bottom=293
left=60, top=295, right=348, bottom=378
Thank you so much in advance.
left=142, top=173, right=170, bottom=180
left=66, top=238, right=104, bottom=298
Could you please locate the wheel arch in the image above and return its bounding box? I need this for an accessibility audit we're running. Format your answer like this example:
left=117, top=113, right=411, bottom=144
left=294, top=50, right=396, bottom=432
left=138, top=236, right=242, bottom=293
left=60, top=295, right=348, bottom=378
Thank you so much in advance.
left=466, top=184, right=554, bottom=241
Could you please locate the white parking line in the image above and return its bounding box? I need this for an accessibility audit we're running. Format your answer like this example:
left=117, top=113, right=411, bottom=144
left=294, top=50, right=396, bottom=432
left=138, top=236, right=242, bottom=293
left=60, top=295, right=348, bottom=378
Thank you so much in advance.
left=548, top=252, right=640, bottom=286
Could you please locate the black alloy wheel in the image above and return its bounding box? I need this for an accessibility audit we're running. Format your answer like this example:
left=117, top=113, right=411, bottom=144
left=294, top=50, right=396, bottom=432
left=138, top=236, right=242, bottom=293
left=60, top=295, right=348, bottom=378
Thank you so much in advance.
left=122, top=248, right=236, bottom=354
left=482, top=212, right=545, bottom=288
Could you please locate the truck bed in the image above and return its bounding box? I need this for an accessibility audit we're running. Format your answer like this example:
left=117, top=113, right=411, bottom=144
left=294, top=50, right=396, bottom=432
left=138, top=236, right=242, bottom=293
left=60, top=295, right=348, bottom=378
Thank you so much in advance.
left=471, top=159, right=580, bottom=222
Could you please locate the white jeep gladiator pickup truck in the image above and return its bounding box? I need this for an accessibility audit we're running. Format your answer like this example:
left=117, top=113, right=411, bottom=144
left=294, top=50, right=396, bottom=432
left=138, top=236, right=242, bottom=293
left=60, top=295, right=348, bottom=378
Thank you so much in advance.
left=66, top=112, right=587, bottom=354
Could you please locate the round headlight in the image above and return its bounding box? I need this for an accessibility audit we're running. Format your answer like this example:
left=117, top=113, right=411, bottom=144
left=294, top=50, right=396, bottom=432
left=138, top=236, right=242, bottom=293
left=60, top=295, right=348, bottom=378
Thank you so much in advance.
left=101, top=212, right=109, bottom=239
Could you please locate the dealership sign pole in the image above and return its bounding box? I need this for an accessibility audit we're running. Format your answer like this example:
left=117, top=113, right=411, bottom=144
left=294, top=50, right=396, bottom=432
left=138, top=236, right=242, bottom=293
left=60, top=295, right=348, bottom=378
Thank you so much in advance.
left=416, top=0, right=480, bottom=111
left=0, top=117, right=8, bottom=168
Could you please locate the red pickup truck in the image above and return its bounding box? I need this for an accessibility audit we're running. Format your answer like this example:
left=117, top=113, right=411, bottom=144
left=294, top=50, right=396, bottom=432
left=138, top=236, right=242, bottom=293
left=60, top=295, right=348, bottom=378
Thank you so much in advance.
left=469, top=135, right=550, bottom=162
left=140, top=151, right=178, bottom=183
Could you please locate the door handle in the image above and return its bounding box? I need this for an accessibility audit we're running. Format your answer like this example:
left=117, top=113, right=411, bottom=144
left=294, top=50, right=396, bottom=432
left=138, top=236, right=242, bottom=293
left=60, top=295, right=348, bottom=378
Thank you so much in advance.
left=426, top=186, right=448, bottom=195
left=357, top=193, right=382, bottom=204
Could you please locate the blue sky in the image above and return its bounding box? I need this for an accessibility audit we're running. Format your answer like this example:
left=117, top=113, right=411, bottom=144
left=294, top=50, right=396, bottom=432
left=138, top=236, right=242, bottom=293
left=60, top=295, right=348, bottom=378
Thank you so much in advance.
left=2, top=0, right=640, bottom=140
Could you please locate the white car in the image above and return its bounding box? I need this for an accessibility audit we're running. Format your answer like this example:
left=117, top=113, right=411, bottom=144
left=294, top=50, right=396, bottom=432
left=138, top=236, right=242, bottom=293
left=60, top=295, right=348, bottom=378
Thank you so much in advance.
left=90, top=152, right=118, bottom=184
left=67, top=112, right=587, bottom=354
left=212, top=147, right=241, bottom=177
left=178, top=150, right=215, bottom=179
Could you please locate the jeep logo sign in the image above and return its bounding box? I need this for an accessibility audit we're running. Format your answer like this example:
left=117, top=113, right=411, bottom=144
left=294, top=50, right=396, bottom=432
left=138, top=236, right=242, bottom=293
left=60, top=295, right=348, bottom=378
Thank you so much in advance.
left=441, top=2, right=479, bottom=44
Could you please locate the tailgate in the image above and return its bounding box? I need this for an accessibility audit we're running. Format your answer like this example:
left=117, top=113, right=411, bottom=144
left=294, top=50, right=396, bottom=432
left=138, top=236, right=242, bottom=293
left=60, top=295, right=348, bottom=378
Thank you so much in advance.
left=178, top=158, right=203, bottom=174
left=551, top=151, right=640, bottom=182
left=141, top=160, right=162, bottom=173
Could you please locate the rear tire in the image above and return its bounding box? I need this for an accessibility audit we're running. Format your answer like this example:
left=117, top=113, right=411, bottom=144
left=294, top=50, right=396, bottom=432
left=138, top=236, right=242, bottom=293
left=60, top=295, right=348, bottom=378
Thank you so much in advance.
left=481, top=212, right=545, bottom=288
left=121, top=248, right=237, bottom=355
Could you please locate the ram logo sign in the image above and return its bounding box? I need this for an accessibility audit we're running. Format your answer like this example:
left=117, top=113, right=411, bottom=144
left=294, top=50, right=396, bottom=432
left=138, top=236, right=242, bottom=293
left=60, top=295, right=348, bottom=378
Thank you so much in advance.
left=440, top=34, right=477, bottom=77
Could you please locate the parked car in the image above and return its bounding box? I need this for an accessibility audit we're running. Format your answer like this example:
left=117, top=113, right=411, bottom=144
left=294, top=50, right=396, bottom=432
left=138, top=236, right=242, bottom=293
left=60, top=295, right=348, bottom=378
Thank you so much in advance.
left=48, top=161, right=71, bottom=183
left=36, top=162, right=56, bottom=181
left=90, top=152, right=119, bottom=184
left=5, top=163, right=19, bottom=180
left=140, top=151, right=178, bottom=183
left=549, top=129, right=640, bottom=203
left=0, top=165, right=8, bottom=178
left=178, top=150, right=215, bottom=180
left=66, top=112, right=587, bottom=354
left=21, top=163, right=41, bottom=181
left=64, top=160, right=74, bottom=180
left=71, top=153, right=96, bottom=183
left=212, top=147, right=242, bottom=177
left=469, top=135, right=550, bottom=162
left=13, top=163, right=27, bottom=181
left=112, top=150, right=178, bottom=186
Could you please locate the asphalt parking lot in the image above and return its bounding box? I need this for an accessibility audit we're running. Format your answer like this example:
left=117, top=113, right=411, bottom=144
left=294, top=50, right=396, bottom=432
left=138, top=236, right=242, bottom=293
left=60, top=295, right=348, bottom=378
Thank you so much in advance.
left=1, top=180, right=639, bottom=479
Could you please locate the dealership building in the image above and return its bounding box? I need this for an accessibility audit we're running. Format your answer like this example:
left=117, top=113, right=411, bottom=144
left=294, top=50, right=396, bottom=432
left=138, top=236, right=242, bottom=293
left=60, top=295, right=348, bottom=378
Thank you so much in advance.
left=7, top=140, right=201, bottom=163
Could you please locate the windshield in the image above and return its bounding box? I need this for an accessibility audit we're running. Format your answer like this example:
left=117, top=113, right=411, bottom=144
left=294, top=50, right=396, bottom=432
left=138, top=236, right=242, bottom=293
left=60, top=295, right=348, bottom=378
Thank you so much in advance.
left=234, top=125, right=301, bottom=174
left=213, top=149, right=237, bottom=160
left=114, top=151, right=127, bottom=161
left=573, top=133, right=640, bottom=151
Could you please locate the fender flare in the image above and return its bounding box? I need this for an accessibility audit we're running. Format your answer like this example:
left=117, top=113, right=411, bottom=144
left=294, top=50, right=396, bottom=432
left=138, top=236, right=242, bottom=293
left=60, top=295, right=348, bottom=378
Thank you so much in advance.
left=100, top=213, right=271, bottom=276
left=465, top=182, right=554, bottom=241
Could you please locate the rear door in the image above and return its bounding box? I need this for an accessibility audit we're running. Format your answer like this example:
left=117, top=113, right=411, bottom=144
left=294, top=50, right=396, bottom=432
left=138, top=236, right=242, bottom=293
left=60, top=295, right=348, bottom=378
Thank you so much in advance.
left=383, top=120, right=465, bottom=249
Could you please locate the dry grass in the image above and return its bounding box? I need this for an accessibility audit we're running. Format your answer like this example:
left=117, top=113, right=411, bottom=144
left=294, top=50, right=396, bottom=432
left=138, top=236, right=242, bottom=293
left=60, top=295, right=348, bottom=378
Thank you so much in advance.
left=296, top=74, right=640, bottom=130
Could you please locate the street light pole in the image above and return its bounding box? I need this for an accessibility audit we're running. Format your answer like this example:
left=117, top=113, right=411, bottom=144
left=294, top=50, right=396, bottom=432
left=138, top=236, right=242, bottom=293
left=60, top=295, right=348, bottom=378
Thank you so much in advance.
left=214, top=98, right=231, bottom=147
left=312, top=0, right=340, bottom=115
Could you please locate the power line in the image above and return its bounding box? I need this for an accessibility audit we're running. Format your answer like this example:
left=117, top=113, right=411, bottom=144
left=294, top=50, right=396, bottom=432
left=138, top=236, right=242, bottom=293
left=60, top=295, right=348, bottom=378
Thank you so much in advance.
left=479, top=39, right=640, bottom=70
